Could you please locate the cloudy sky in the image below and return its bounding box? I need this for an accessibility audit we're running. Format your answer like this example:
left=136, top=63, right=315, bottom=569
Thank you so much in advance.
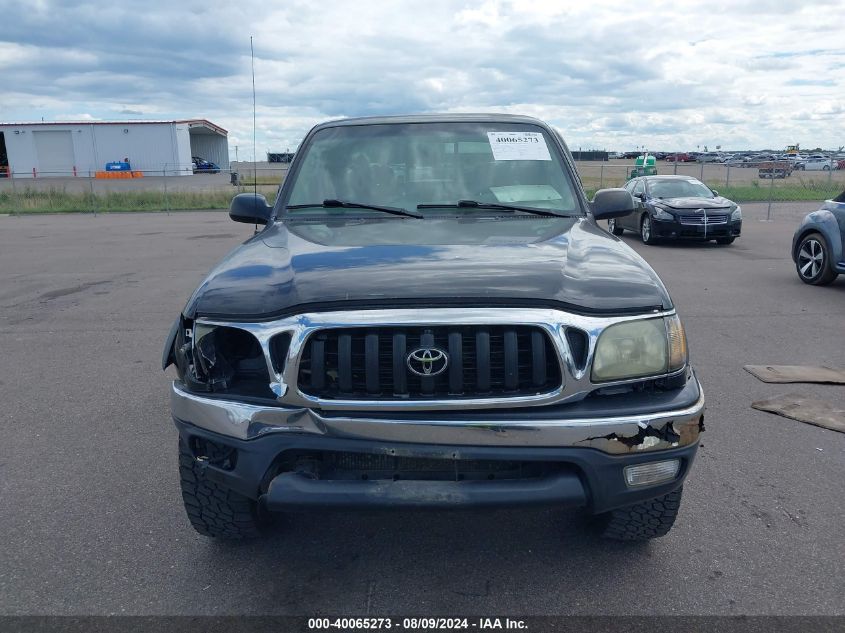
left=2, top=0, right=844, bottom=157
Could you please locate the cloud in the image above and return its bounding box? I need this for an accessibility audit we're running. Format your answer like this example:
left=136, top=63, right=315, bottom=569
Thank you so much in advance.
left=0, top=0, right=844, bottom=153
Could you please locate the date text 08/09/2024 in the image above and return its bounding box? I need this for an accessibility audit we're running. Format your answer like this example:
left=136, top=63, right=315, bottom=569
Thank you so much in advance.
left=308, top=617, right=528, bottom=630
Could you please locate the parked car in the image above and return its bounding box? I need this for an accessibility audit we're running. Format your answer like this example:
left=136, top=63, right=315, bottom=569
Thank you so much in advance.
left=758, top=160, right=793, bottom=179
left=795, top=157, right=837, bottom=171
left=192, top=156, right=220, bottom=174
left=162, top=114, right=704, bottom=542
left=608, top=175, right=741, bottom=245
left=791, top=190, right=845, bottom=285
left=665, top=152, right=693, bottom=162
left=697, top=152, right=727, bottom=163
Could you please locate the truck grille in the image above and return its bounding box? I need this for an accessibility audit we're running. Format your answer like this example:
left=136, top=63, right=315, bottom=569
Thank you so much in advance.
left=295, top=325, right=563, bottom=400
left=678, top=213, right=728, bottom=225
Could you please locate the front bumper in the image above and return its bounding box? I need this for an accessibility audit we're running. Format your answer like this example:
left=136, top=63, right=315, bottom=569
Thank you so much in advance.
left=171, top=377, right=704, bottom=513
left=653, top=217, right=742, bottom=240
left=170, top=376, right=704, bottom=452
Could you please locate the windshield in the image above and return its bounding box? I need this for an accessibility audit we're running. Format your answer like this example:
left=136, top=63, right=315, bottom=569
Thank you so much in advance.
left=283, top=122, right=580, bottom=216
left=648, top=179, right=714, bottom=199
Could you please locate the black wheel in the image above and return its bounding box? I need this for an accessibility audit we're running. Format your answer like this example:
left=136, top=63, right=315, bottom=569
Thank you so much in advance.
left=823, top=165, right=831, bottom=171
left=607, top=218, right=624, bottom=235
left=796, top=232, right=838, bottom=285
left=640, top=214, right=658, bottom=245
left=716, top=236, right=735, bottom=245
left=596, top=487, right=683, bottom=541
left=179, top=439, right=267, bottom=539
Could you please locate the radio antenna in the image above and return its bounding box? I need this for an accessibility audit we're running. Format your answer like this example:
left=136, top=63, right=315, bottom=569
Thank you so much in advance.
left=250, top=36, right=258, bottom=202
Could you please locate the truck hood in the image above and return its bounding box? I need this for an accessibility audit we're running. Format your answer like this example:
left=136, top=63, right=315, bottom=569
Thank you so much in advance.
left=657, top=196, right=732, bottom=210
left=184, top=215, right=672, bottom=319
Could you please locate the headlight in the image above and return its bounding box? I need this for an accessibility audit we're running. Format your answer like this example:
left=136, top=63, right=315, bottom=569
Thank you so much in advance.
left=184, top=322, right=270, bottom=393
left=591, top=315, right=688, bottom=382
left=653, top=207, right=674, bottom=221
left=192, top=323, right=235, bottom=390
left=730, top=205, right=742, bottom=221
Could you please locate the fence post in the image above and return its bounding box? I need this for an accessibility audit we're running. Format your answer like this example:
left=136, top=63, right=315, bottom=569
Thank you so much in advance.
left=673, top=157, right=678, bottom=175
left=766, top=169, right=774, bottom=222
left=726, top=163, right=730, bottom=188
left=699, top=162, right=704, bottom=182
left=599, top=164, right=604, bottom=189
left=89, top=170, right=96, bottom=216
left=163, top=166, right=170, bottom=215
left=10, top=170, right=18, bottom=216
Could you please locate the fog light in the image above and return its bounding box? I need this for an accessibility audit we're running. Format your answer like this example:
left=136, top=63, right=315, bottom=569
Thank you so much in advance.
left=624, top=459, right=680, bottom=487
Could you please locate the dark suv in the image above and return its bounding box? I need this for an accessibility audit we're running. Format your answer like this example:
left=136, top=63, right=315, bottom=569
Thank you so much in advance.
left=163, top=115, right=705, bottom=541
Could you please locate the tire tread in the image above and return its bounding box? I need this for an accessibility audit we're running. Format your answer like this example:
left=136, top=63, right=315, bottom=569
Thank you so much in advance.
left=178, top=440, right=263, bottom=539
left=599, top=487, right=683, bottom=541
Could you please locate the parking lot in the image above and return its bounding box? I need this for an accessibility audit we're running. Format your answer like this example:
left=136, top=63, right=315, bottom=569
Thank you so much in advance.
left=0, top=203, right=843, bottom=616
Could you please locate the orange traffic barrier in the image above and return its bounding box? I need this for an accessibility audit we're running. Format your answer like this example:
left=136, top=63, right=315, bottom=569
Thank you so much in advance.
left=95, top=171, right=145, bottom=179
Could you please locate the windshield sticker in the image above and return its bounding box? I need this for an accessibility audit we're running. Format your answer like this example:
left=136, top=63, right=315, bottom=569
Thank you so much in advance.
left=487, top=132, right=552, bottom=161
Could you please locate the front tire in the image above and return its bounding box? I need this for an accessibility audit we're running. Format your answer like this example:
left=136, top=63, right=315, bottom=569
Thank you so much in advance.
left=179, top=439, right=266, bottom=539
left=596, top=487, right=683, bottom=541
left=796, top=232, right=838, bottom=285
left=608, top=218, right=624, bottom=235
left=641, top=214, right=658, bottom=245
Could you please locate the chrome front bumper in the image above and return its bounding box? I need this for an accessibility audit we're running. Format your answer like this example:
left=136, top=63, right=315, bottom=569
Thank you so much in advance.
left=171, top=380, right=705, bottom=455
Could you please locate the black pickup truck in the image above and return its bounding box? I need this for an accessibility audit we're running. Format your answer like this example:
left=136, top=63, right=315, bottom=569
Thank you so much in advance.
left=163, top=114, right=704, bottom=541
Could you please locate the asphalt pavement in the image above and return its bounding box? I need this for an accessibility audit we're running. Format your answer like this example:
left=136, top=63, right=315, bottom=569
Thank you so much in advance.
left=0, top=203, right=843, bottom=616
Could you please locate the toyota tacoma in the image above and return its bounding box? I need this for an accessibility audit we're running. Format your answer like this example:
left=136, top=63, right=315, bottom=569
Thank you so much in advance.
left=163, top=114, right=705, bottom=541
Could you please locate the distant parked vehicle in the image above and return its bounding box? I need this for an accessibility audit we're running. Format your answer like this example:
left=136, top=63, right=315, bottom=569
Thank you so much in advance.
left=758, top=160, right=792, bottom=179
left=795, top=157, right=836, bottom=171
left=609, top=175, right=741, bottom=245
left=192, top=156, right=221, bottom=174
left=697, top=152, right=727, bottom=163
left=665, top=152, right=693, bottom=162
left=792, top=190, right=845, bottom=285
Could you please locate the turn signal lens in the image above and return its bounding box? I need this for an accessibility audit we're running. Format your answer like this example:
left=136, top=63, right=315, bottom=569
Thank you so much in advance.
left=665, top=314, right=688, bottom=372
left=624, top=459, right=680, bottom=487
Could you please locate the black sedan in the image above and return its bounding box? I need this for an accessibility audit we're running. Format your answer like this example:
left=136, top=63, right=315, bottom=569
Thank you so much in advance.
left=607, top=175, right=742, bottom=245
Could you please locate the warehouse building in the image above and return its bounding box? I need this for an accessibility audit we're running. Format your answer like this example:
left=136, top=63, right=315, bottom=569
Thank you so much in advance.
left=0, top=119, right=228, bottom=178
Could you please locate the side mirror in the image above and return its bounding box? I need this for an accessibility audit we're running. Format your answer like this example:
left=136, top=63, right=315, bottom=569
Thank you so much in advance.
left=591, top=188, right=636, bottom=220
left=711, top=189, right=719, bottom=196
left=229, top=193, right=272, bottom=225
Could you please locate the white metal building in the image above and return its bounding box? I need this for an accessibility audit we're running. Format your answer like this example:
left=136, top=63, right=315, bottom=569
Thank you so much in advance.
left=0, top=119, right=229, bottom=178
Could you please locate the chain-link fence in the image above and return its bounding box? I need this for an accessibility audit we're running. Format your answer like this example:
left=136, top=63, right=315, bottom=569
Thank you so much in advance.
left=1, top=158, right=842, bottom=215
left=0, top=164, right=289, bottom=215
left=576, top=158, right=845, bottom=204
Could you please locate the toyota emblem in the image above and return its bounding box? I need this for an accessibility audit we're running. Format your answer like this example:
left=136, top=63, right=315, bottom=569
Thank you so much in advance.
left=406, top=347, right=449, bottom=377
